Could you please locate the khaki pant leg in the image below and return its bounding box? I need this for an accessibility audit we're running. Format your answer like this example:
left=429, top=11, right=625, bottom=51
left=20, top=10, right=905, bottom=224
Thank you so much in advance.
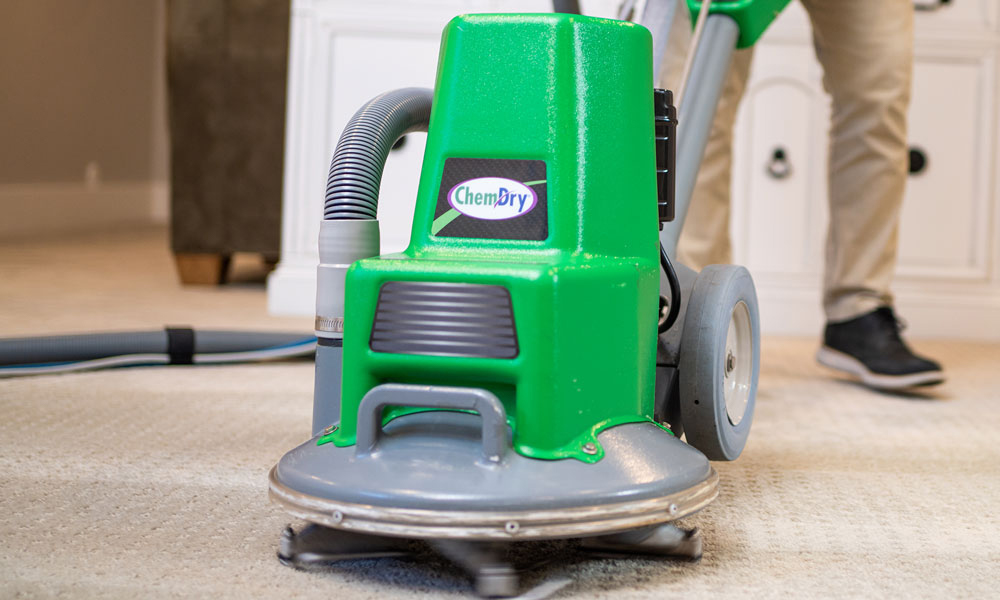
left=658, top=3, right=754, bottom=270
left=799, top=0, right=914, bottom=322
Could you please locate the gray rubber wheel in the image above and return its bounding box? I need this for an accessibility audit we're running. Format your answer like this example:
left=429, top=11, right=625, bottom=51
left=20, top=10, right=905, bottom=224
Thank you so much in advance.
left=678, top=265, right=760, bottom=461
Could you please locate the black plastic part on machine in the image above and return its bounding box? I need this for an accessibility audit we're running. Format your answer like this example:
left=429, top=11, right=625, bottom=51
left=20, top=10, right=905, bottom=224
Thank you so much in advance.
left=654, top=88, right=677, bottom=224
left=659, top=244, right=681, bottom=334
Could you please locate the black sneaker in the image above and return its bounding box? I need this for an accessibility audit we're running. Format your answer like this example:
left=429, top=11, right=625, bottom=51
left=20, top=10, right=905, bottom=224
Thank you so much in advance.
left=816, top=306, right=944, bottom=390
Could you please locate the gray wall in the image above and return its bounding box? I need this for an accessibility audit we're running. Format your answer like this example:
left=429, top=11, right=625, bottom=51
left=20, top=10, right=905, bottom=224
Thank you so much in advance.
left=0, top=0, right=168, bottom=239
left=0, top=0, right=164, bottom=184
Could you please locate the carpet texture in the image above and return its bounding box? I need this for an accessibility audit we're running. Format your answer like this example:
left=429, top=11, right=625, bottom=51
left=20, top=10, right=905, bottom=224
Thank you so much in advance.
left=1, top=228, right=998, bottom=599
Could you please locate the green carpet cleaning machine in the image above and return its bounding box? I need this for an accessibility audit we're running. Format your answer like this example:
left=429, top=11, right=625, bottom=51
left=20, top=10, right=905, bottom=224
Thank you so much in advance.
left=270, top=1, right=787, bottom=595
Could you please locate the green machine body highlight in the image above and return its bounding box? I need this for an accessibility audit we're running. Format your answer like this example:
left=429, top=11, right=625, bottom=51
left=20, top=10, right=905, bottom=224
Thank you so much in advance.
left=325, top=13, right=662, bottom=462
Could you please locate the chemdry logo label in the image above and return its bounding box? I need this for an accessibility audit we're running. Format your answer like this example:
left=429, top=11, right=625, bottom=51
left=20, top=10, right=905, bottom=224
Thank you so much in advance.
left=447, top=177, right=537, bottom=221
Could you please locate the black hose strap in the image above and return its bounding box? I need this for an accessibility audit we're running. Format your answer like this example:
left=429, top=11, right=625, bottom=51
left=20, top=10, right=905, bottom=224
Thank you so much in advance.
left=166, top=327, right=195, bottom=365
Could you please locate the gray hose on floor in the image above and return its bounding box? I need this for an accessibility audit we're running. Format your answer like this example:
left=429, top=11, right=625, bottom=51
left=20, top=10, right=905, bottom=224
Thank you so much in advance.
left=2, top=331, right=169, bottom=365
left=0, top=329, right=316, bottom=376
left=323, top=87, right=434, bottom=220
left=0, top=330, right=309, bottom=365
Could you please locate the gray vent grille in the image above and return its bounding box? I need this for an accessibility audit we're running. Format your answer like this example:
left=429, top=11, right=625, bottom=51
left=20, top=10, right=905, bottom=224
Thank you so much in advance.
left=369, top=282, right=518, bottom=359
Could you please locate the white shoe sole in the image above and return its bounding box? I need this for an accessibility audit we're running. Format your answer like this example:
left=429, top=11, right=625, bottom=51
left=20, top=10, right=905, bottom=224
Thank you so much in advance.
left=816, top=346, right=944, bottom=390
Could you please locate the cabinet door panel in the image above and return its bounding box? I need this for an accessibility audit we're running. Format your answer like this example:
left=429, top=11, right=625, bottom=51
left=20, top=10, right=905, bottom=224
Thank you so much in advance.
left=769, top=0, right=999, bottom=39
left=897, top=54, right=991, bottom=278
left=913, top=0, right=998, bottom=36
left=732, top=45, right=824, bottom=277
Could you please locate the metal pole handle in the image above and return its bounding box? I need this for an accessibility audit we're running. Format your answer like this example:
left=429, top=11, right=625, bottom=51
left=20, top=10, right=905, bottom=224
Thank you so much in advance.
left=355, top=384, right=509, bottom=464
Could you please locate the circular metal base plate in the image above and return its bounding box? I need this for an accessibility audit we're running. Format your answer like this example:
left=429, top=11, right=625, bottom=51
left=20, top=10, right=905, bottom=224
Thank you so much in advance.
left=270, top=413, right=718, bottom=540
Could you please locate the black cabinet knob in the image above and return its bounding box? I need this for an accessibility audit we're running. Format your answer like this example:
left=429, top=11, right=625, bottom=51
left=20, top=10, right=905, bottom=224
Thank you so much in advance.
left=908, top=147, right=927, bottom=175
left=766, top=147, right=792, bottom=179
left=914, top=0, right=951, bottom=12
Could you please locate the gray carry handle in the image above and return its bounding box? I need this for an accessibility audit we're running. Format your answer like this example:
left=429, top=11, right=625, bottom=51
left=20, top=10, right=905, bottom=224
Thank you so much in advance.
left=355, top=384, right=509, bottom=464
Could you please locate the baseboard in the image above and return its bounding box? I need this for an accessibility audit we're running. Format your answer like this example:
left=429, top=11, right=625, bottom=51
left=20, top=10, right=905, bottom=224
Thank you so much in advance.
left=149, top=181, right=170, bottom=224
left=892, top=291, right=1000, bottom=341
left=0, top=181, right=168, bottom=239
left=267, top=260, right=317, bottom=316
left=267, top=262, right=1000, bottom=340
left=755, top=280, right=1000, bottom=340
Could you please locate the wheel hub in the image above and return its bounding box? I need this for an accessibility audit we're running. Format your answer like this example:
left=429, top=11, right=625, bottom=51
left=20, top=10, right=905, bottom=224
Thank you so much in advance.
left=723, top=301, right=752, bottom=426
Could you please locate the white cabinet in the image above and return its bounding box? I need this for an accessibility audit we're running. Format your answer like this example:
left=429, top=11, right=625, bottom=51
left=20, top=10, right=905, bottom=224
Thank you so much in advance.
left=270, top=0, right=1000, bottom=339
left=731, top=42, right=827, bottom=280
left=268, top=0, right=467, bottom=314
left=900, top=49, right=994, bottom=280
left=268, top=0, right=619, bottom=315
left=731, top=1, right=1000, bottom=338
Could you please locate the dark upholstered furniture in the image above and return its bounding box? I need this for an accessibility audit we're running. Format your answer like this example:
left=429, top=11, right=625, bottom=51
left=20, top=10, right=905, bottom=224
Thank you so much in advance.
left=167, top=0, right=289, bottom=284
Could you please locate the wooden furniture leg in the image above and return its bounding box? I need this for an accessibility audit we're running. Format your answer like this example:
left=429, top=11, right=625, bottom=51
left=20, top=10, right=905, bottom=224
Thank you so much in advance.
left=173, top=253, right=231, bottom=285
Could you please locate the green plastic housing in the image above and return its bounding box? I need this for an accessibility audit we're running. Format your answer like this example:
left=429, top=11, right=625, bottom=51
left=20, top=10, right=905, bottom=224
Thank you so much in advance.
left=687, top=0, right=792, bottom=49
left=327, top=13, right=662, bottom=463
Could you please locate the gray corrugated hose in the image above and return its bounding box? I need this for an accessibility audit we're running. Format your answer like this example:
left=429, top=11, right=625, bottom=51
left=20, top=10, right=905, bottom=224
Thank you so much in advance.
left=323, top=88, right=434, bottom=220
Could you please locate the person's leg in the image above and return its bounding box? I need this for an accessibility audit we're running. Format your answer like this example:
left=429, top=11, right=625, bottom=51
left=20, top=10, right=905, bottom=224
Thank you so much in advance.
left=801, top=0, right=942, bottom=388
left=800, top=0, right=911, bottom=321
left=658, top=4, right=753, bottom=269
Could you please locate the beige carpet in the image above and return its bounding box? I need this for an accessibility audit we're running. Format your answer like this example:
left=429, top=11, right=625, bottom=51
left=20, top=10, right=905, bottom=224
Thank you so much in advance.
left=2, top=227, right=999, bottom=599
